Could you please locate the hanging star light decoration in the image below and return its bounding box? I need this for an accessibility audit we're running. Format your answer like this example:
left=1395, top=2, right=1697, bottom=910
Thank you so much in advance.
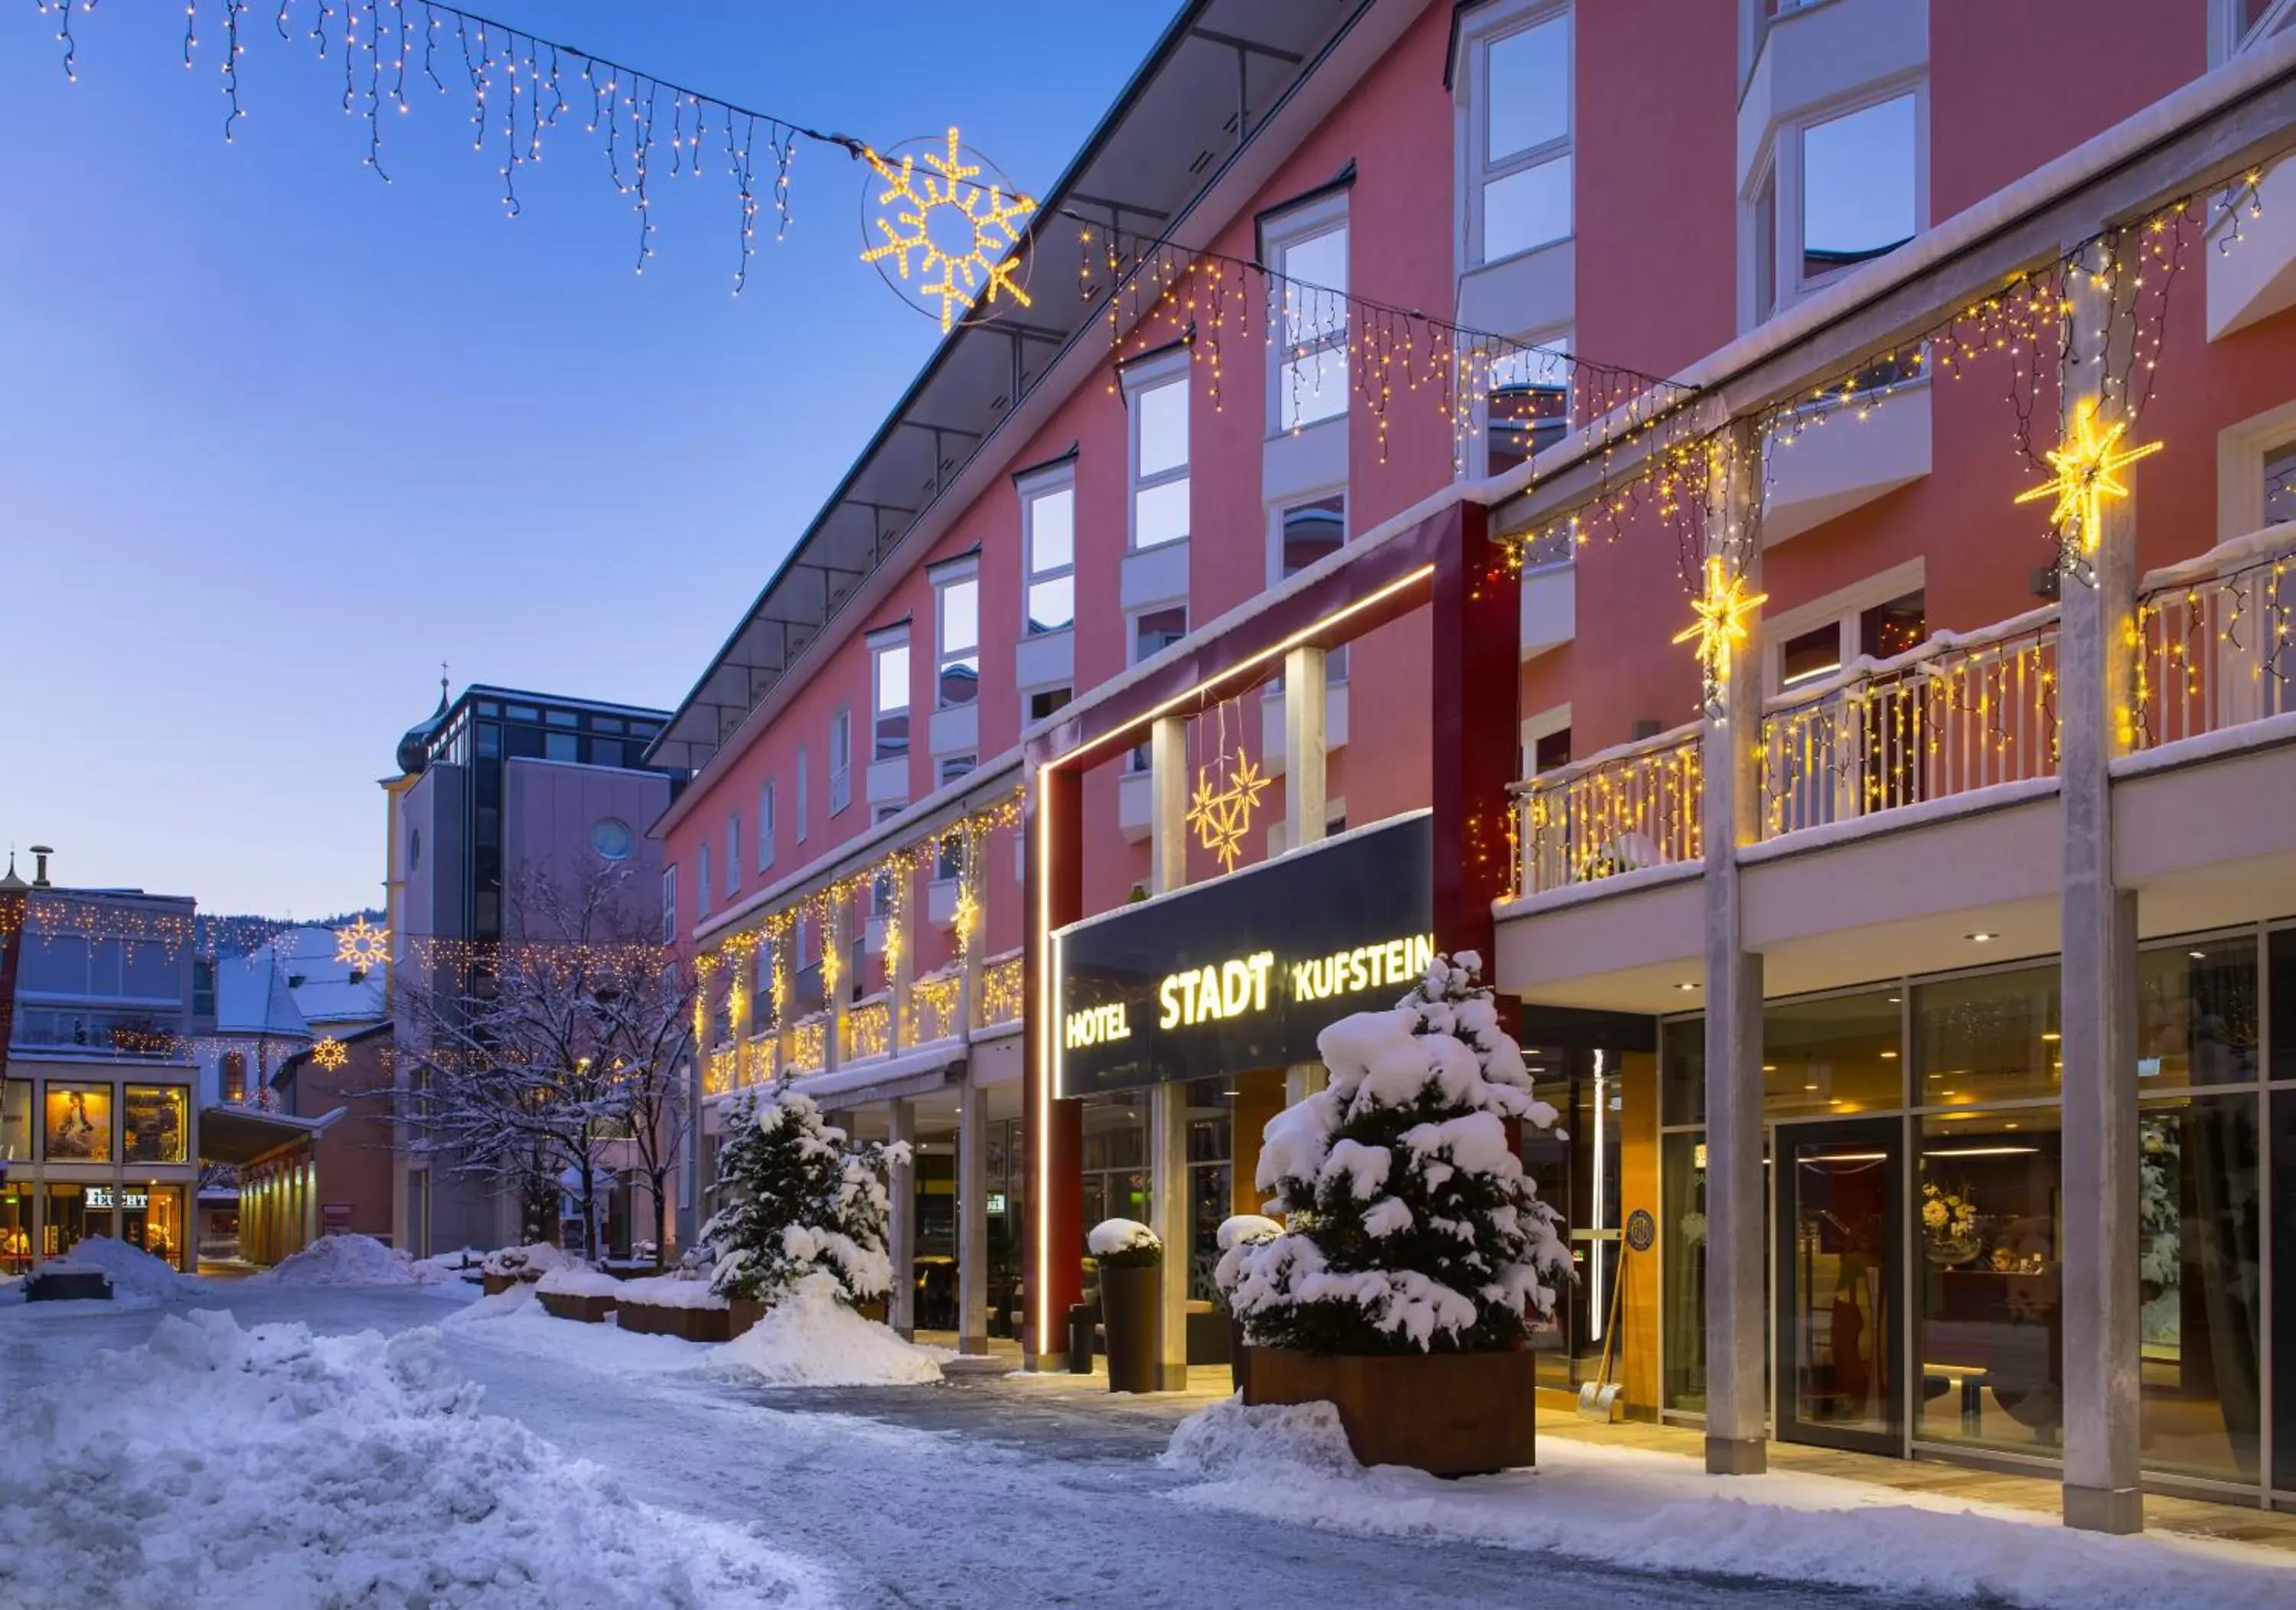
left=1674, top=555, right=1769, bottom=718
left=951, top=882, right=980, bottom=947
left=1185, top=749, right=1272, bottom=874
left=311, top=1037, right=350, bottom=1071
left=2014, top=395, right=2164, bottom=572
left=860, top=127, right=1036, bottom=331
left=334, top=917, right=390, bottom=973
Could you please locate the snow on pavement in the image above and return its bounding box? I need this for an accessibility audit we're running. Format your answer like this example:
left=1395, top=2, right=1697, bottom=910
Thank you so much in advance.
left=1162, top=1398, right=2296, bottom=1610
left=0, top=1305, right=825, bottom=1610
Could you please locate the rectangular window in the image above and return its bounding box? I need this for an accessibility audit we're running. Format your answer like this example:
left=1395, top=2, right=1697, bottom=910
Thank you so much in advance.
left=936, top=572, right=980, bottom=708
left=122, top=1085, right=188, bottom=1165
left=936, top=834, right=966, bottom=884
left=938, top=754, right=977, bottom=787
left=1022, top=475, right=1076, bottom=634
left=697, top=842, right=713, bottom=917
left=1479, top=11, right=1572, bottom=263
left=2263, top=439, right=2296, bottom=525
left=1753, top=166, right=1778, bottom=321
left=43, top=1084, right=113, bottom=1162
left=1128, top=367, right=1190, bottom=550
left=545, top=732, right=580, bottom=764
left=662, top=866, right=678, bottom=944
left=1487, top=337, right=1573, bottom=477
left=829, top=709, right=853, bottom=815
left=872, top=636, right=911, bottom=761
left=1028, top=686, right=1072, bottom=722
left=795, top=748, right=810, bottom=842
left=1274, top=223, right=1349, bottom=431
left=1801, top=93, right=1917, bottom=283
left=724, top=816, right=740, bottom=898
left=758, top=781, right=777, bottom=872
left=2, top=1080, right=32, bottom=1165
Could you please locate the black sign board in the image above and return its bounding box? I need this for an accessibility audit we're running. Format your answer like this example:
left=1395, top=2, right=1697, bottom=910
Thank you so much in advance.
left=1053, top=811, right=1433, bottom=1097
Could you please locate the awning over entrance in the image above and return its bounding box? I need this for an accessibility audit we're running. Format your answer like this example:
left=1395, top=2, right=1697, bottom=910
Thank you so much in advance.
left=199, top=1103, right=343, bottom=1168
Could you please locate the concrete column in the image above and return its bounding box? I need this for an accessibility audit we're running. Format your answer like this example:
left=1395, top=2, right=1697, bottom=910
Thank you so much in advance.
left=887, top=868, right=914, bottom=1054
left=771, top=930, right=794, bottom=1081
left=729, top=944, right=755, bottom=1087
left=2058, top=251, right=2145, bottom=1536
left=825, top=901, right=849, bottom=1074
left=1283, top=644, right=1328, bottom=850
left=1282, top=1063, right=1326, bottom=1106
left=1700, top=422, right=1769, bottom=1478
left=886, top=1097, right=917, bottom=1338
left=1149, top=714, right=1189, bottom=893
left=1147, top=711, right=1192, bottom=1390
left=956, top=1071, right=990, bottom=1354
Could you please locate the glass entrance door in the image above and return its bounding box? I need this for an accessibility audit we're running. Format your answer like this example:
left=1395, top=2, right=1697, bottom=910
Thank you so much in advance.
left=1776, top=1116, right=1903, bottom=1454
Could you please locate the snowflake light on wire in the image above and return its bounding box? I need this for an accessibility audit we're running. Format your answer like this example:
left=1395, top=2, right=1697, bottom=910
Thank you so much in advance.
left=860, top=128, right=1036, bottom=332
left=311, top=1037, right=350, bottom=1071
left=334, top=917, right=390, bottom=973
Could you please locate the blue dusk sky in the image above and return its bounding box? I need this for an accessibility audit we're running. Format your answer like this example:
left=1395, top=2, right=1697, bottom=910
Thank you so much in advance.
left=0, top=2, right=1171, bottom=917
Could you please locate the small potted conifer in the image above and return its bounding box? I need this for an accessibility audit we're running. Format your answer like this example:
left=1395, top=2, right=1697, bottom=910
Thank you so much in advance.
left=1221, top=951, right=1570, bottom=1475
left=1087, top=1218, right=1163, bottom=1394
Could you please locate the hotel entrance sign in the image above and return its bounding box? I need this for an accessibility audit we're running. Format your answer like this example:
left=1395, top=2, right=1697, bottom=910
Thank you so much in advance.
left=1052, top=812, right=1433, bottom=1097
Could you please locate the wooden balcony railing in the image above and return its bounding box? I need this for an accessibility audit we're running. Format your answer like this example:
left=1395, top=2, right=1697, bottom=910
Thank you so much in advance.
left=845, top=993, right=893, bottom=1062
left=2135, top=525, right=2296, bottom=750
left=1760, top=608, right=2060, bottom=839
left=1511, top=725, right=1704, bottom=897
left=908, top=964, right=965, bottom=1044
left=788, top=1013, right=828, bottom=1077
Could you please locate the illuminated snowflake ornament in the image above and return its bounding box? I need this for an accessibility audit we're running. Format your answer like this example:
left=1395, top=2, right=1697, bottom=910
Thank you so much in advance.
left=860, top=128, right=1037, bottom=332
left=334, top=917, right=390, bottom=973
left=311, top=1037, right=349, bottom=1071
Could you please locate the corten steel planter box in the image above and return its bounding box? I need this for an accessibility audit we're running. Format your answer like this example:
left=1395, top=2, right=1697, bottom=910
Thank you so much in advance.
left=1097, top=1264, right=1162, bottom=1393
left=538, top=1290, right=618, bottom=1324
left=616, top=1301, right=735, bottom=1343
left=728, top=1297, right=767, bottom=1338
left=1242, top=1345, right=1538, bottom=1476
left=481, top=1273, right=518, bottom=1297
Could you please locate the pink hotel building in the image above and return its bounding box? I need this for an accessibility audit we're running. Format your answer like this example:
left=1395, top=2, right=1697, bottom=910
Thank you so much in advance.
left=646, top=0, right=2296, bottom=1527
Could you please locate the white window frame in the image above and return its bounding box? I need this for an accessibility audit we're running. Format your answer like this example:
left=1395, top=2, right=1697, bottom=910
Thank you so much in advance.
left=794, top=746, right=810, bottom=843
left=869, top=627, right=912, bottom=762
left=697, top=842, right=713, bottom=918
left=1124, top=347, right=1191, bottom=552
left=933, top=558, right=981, bottom=710
left=2213, top=0, right=2296, bottom=62
left=1521, top=702, right=1573, bottom=780
left=1263, top=190, right=1352, bottom=436
left=1022, top=683, right=1073, bottom=732
left=1762, top=559, right=1926, bottom=697
left=828, top=707, right=853, bottom=816
left=758, top=780, right=777, bottom=873
left=660, top=865, right=678, bottom=944
left=724, top=814, right=740, bottom=898
left=2216, top=396, right=2296, bottom=541
left=1745, top=77, right=1928, bottom=329
left=1459, top=0, right=1573, bottom=270
left=1019, top=461, right=1077, bottom=637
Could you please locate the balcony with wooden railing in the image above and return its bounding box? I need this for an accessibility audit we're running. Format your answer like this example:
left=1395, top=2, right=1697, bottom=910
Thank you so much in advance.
left=1759, top=607, right=2061, bottom=840
left=843, top=993, right=893, bottom=1062
left=1510, top=725, right=1704, bottom=898
left=981, top=950, right=1024, bottom=1026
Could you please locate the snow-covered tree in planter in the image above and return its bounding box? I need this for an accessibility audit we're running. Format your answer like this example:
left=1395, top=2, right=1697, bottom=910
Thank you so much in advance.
left=703, top=1073, right=908, bottom=1308
left=1224, top=951, right=1571, bottom=1357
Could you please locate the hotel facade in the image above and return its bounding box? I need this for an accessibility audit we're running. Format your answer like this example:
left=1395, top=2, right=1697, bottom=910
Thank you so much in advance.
left=647, top=0, right=2296, bottom=1529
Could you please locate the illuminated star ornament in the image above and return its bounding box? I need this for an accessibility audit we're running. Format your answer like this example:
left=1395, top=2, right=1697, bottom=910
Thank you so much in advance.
left=860, top=128, right=1037, bottom=331
left=1674, top=555, right=1769, bottom=717
left=2014, top=396, right=2163, bottom=569
left=1186, top=748, right=1272, bottom=874
left=311, top=1037, right=349, bottom=1071
left=334, top=917, right=390, bottom=973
